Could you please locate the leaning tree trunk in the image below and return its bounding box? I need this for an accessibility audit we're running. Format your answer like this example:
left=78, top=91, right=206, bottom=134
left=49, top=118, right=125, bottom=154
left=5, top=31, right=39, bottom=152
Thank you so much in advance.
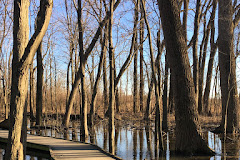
left=6, top=1, right=52, bottom=159
left=63, top=0, right=121, bottom=130
left=89, top=25, right=107, bottom=126
left=216, top=0, right=240, bottom=133
left=158, top=0, right=214, bottom=155
left=29, top=62, right=35, bottom=120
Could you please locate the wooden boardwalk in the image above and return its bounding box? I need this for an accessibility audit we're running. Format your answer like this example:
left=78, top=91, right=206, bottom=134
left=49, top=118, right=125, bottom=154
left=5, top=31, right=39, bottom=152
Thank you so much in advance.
left=0, top=130, right=120, bottom=160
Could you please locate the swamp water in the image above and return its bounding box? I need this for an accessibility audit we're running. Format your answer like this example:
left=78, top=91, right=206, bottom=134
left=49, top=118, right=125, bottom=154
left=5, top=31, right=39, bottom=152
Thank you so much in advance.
left=1, top=118, right=240, bottom=160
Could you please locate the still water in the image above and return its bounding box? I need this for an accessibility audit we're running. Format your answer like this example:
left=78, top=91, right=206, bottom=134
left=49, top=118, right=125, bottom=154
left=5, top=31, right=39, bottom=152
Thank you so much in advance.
left=0, top=148, right=51, bottom=160
left=1, top=118, right=240, bottom=159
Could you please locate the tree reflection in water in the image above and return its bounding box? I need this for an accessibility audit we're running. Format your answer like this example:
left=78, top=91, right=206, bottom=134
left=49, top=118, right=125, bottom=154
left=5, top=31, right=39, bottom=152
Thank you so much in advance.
left=25, top=119, right=240, bottom=160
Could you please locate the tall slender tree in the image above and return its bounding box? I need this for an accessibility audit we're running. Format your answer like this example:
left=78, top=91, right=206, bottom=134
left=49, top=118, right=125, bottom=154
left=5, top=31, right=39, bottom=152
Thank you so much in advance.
left=108, top=0, right=115, bottom=154
left=133, top=0, right=139, bottom=113
left=139, top=3, right=144, bottom=112
left=141, top=0, right=163, bottom=151
left=36, top=41, right=43, bottom=126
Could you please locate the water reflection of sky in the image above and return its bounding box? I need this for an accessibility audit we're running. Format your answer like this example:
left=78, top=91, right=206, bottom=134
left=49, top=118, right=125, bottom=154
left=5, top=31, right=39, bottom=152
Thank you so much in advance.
left=21, top=120, right=240, bottom=160
left=0, top=148, right=49, bottom=160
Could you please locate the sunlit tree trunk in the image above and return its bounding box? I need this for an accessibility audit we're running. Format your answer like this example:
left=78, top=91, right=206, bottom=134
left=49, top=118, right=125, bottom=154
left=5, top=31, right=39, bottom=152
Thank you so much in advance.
left=6, top=0, right=52, bottom=159
left=108, top=0, right=115, bottom=154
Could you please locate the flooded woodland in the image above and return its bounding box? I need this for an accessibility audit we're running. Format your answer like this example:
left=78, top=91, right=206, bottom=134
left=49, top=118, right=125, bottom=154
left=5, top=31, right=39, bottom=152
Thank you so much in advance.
left=1, top=113, right=240, bottom=159
left=1, top=0, right=240, bottom=159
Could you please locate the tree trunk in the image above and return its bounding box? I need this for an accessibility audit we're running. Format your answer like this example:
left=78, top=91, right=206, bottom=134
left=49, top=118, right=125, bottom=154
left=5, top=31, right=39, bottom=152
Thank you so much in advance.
left=145, top=78, right=153, bottom=120
left=141, top=0, right=163, bottom=152
left=2, top=78, right=9, bottom=120
left=158, top=0, right=213, bottom=155
left=36, top=42, right=43, bottom=126
left=162, top=53, right=168, bottom=131
left=139, top=5, right=144, bottom=112
left=29, top=62, right=35, bottom=120
left=201, top=0, right=217, bottom=115
left=80, top=63, right=88, bottom=142
left=192, top=0, right=201, bottom=109
left=133, top=0, right=139, bottom=113
left=6, top=0, right=52, bottom=159
left=168, top=69, right=175, bottom=113
left=198, top=15, right=210, bottom=114
left=203, top=12, right=217, bottom=114
left=182, top=0, right=189, bottom=40
left=103, top=25, right=108, bottom=113
left=216, top=0, right=240, bottom=133
left=89, top=25, right=106, bottom=126
left=63, top=0, right=121, bottom=129
left=108, top=0, right=115, bottom=154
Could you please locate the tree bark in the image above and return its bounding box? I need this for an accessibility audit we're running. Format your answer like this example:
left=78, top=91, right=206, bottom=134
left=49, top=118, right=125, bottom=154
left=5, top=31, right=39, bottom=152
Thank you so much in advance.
left=168, top=69, right=175, bottom=113
left=158, top=0, right=214, bottom=155
left=216, top=0, right=240, bottom=133
left=108, top=0, right=115, bottom=154
left=36, top=42, right=43, bottom=126
left=133, top=0, right=139, bottom=114
left=6, top=0, right=52, bottom=159
left=89, top=25, right=106, bottom=126
left=29, top=62, right=35, bottom=120
left=139, top=5, right=144, bottom=112
left=162, top=53, right=168, bottom=131
left=192, top=0, right=201, bottom=109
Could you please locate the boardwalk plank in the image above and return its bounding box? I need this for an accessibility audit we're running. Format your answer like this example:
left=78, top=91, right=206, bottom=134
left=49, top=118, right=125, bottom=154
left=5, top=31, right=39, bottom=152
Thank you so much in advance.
left=0, top=130, right=118, bottom=160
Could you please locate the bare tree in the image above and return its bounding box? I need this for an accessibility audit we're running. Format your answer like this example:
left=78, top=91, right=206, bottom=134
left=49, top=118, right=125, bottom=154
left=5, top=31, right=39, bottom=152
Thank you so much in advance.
left=63, top=1, right=121, bottom=137
left=139, top=3, right=144, bottom=112
left=6, top=0, right=52, bottom=159
left=215, top=0, right=240, bottom=133
left=133, top=0, right=139, bottom=113
left=162, top=53, right=168, bottom=131
left=158, top=0, right=213, bottom=155
left=141, top=0, right=163, bottom=151
left=192, top=0, right=201, bottom=109
left=108, top=0, right=115, bottom=154
left=36, top=41, right=43, bottom=126
left=198, top=0, right=217, bottom=114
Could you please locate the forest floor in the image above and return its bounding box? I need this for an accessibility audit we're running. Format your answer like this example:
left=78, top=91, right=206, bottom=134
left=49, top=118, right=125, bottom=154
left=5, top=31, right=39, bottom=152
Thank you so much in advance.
left=0, top=110, right=222, bottom=133
left=98, top=111, right=222, bottom=133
